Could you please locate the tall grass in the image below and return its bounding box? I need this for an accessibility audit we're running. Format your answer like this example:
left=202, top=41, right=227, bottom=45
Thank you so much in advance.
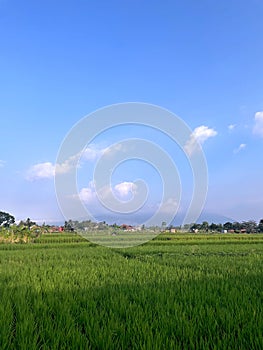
left=0, top=234, right=262, bottom=349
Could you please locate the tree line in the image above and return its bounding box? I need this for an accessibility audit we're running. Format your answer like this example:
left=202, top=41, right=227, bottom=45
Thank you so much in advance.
left=1, top=210, right=263, bottom=233
left=188, top=220, right=263, bottom=233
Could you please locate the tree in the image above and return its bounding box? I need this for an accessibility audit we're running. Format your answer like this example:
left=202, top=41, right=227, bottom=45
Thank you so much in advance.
left=209, top=223, right=218, bottom=231
left=223, top=222, right=233, bottom=231
left=183, top=224, right=191, bottom=231
left=64, top=220, right=74, bottom=231
left=258, top=219, right=263, bottom=232
left=25, top=218, right=36, bottom=229
left=201, top=221, right=209, bottom=232
left=190, top=223, right=201, bottom=232
left=242, top=220, right=257, bottom=233
left=0, top=211, right=15, bottom=227
left=232, top=222, right=242, bottom=232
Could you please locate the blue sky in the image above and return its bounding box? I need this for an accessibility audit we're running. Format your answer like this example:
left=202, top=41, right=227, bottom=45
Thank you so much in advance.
left=1, top=0, right=263, bottom=225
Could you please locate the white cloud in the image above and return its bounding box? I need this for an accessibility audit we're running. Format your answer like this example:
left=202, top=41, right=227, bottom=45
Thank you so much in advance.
left=76, top=181, right=137, bottom=205
left=78, top=186, right=95, bottom=203
left=253, top=111, right=263, bottom=137
left=103, top=143, right=126, bottom=157
left=0, top=160, right=5, bottom=168
left=159, top=197, right=178, bottom=213
left=26, top=145, right=106, bottom=181
left=184, top=125, right=217, bottom=156
left=228, top=124, right=236, bottom=131
left=192, top=126, right=218, bottom=144
left=26, top=158, right=75, bottom=180
left=114, top=182, right=137, bottom=198
left=26, top=162, right=55, bottom=180
left=81, top=145, right=107, bottom=161
left=57, top=145, right=105, bottom=172
left=234, top=143, right=246, bottom=154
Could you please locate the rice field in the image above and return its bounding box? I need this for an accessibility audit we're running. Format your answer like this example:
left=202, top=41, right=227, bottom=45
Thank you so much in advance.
left=0, top=233, right=262, bottom=349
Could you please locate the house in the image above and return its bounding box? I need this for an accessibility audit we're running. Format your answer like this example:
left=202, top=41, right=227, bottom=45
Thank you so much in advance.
left=49, top=226, right=61, bottom=233
left=191, top=228, right=198, bottom=233
left=169, top=228, right=177, bottom=233
left=120, top=224, right=135, bottom=231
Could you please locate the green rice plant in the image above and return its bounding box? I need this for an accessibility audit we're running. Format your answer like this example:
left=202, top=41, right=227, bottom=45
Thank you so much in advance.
left=0, top=234, right=262, bottom=349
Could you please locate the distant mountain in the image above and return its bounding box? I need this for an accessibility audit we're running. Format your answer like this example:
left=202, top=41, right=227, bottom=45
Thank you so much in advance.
left=42, top=211, right=237, bottom=227
left=171, top=211, right=235, bottom=226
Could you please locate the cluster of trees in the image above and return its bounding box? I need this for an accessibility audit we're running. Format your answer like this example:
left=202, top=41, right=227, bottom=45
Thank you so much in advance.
left=189, top=220, right=263, bottom=233
left=36, top=218, right=263, bottom=233
left=18, top=218, right=36, bottom=229
left=0, top=212, right=41, bottom=243
left=1, top=210, right=263, bottom=234
left=64, top=220, right=119, bottom=231
left=0, top=212, right=37, bottom=229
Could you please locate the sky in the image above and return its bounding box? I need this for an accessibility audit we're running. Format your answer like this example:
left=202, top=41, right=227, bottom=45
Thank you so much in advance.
left=1, top=0, right=263, bottom=225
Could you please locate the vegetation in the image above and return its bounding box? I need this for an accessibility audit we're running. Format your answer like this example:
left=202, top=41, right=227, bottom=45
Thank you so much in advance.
left=1, top=211, right=263, bottom=239
left=189, top=220, right=263, bottom=233
left=0, top=232, right=262, bottom=349
left=0, top=211, right=15, bottom=227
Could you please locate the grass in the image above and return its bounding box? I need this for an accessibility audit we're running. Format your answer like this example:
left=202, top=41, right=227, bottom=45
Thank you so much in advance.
left=0, top=233, right=262, bottom=349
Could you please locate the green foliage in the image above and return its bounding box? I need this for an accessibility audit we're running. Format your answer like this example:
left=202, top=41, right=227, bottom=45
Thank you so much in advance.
left=0, top=225, right=45, bottom=243
left=0, top=234, right=262, bottom=349
left=0, top=211, right=15, bottom=227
